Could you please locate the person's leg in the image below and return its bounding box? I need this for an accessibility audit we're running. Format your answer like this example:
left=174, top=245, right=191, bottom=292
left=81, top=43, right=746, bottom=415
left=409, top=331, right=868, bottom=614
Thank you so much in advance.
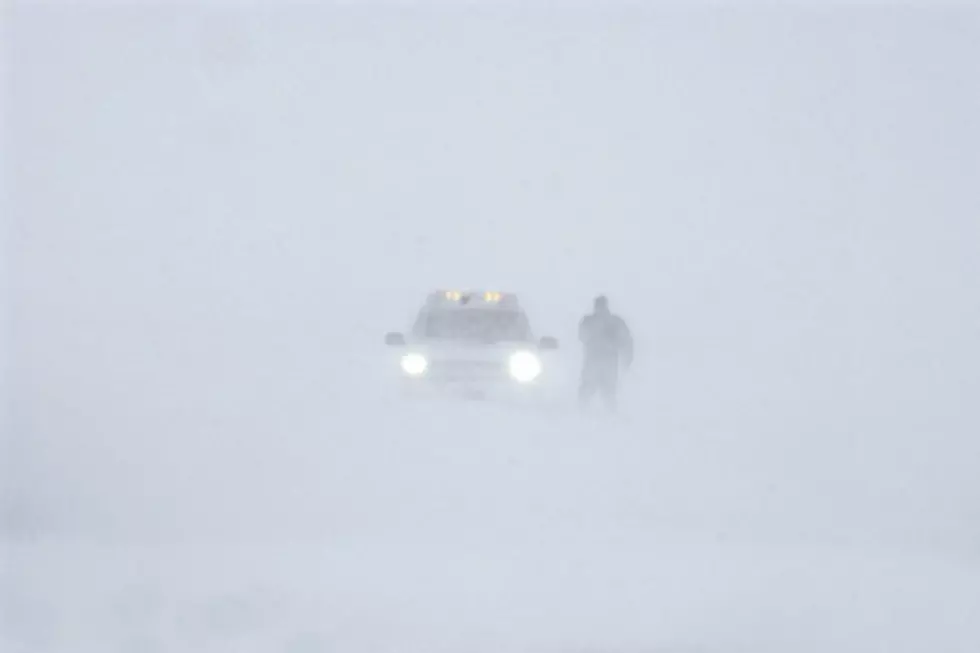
left=600, top=362, right=619, bottom=412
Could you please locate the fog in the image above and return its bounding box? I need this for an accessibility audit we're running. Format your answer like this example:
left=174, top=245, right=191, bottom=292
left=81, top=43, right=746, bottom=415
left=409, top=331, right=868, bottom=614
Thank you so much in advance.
left=3, top=2, right=980, bottom=652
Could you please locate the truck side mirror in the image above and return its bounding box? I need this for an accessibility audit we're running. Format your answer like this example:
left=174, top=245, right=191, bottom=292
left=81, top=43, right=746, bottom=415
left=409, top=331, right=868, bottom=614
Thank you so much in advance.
left=539, top=336, right=559, bottom=350
left=385, top=332, right=406, bottom=346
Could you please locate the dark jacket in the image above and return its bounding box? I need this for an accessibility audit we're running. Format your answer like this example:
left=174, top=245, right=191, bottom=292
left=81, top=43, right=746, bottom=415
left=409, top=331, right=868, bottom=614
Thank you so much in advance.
left=579, top=310, right=633, bottom=367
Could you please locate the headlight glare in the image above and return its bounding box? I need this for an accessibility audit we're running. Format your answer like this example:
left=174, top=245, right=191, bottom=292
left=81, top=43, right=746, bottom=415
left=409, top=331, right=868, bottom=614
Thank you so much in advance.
left=509, top=351, right=542, bottom=383
left=400, top=353, right=428, bottom=376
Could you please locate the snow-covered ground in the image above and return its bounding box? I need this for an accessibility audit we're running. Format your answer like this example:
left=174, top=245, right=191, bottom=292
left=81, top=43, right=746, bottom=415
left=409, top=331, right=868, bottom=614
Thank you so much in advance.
left=4, top=350, right=980, bottom=651
left=4, top=385, right=980, bottom=652
left=4, top=4, right=980, bottom=652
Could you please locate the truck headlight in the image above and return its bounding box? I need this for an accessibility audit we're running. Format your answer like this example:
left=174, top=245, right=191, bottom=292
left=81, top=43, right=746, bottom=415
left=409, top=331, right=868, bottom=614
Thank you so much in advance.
left=509, top=351, right=542, bottom=383
left=400, top=353, right=428, bottom=376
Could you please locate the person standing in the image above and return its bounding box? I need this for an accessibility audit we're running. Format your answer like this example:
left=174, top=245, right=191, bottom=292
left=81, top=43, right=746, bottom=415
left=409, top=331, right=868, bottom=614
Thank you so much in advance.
left=578, top=295, right=633, bottom=410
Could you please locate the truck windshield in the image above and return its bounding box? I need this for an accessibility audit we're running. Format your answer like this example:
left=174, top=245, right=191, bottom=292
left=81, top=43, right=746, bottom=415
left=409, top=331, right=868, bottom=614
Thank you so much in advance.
left=423, top=309, right=531, bottom=342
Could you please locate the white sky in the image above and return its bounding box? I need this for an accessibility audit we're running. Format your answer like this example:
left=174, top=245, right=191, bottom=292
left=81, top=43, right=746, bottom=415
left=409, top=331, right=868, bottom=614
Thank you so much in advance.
left=4, top=0, right=980, bottom=544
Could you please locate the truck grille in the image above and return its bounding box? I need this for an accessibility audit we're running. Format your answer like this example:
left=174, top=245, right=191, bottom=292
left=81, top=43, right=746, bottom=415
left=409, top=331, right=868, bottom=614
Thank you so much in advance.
left=428, top=360, right=506, bottom=379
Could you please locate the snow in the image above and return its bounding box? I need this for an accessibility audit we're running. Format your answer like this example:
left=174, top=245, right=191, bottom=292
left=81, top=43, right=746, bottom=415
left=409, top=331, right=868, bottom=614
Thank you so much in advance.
left=4, top=394, right=980, bottom=652
left=4, top=4, right=980, bottom=652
